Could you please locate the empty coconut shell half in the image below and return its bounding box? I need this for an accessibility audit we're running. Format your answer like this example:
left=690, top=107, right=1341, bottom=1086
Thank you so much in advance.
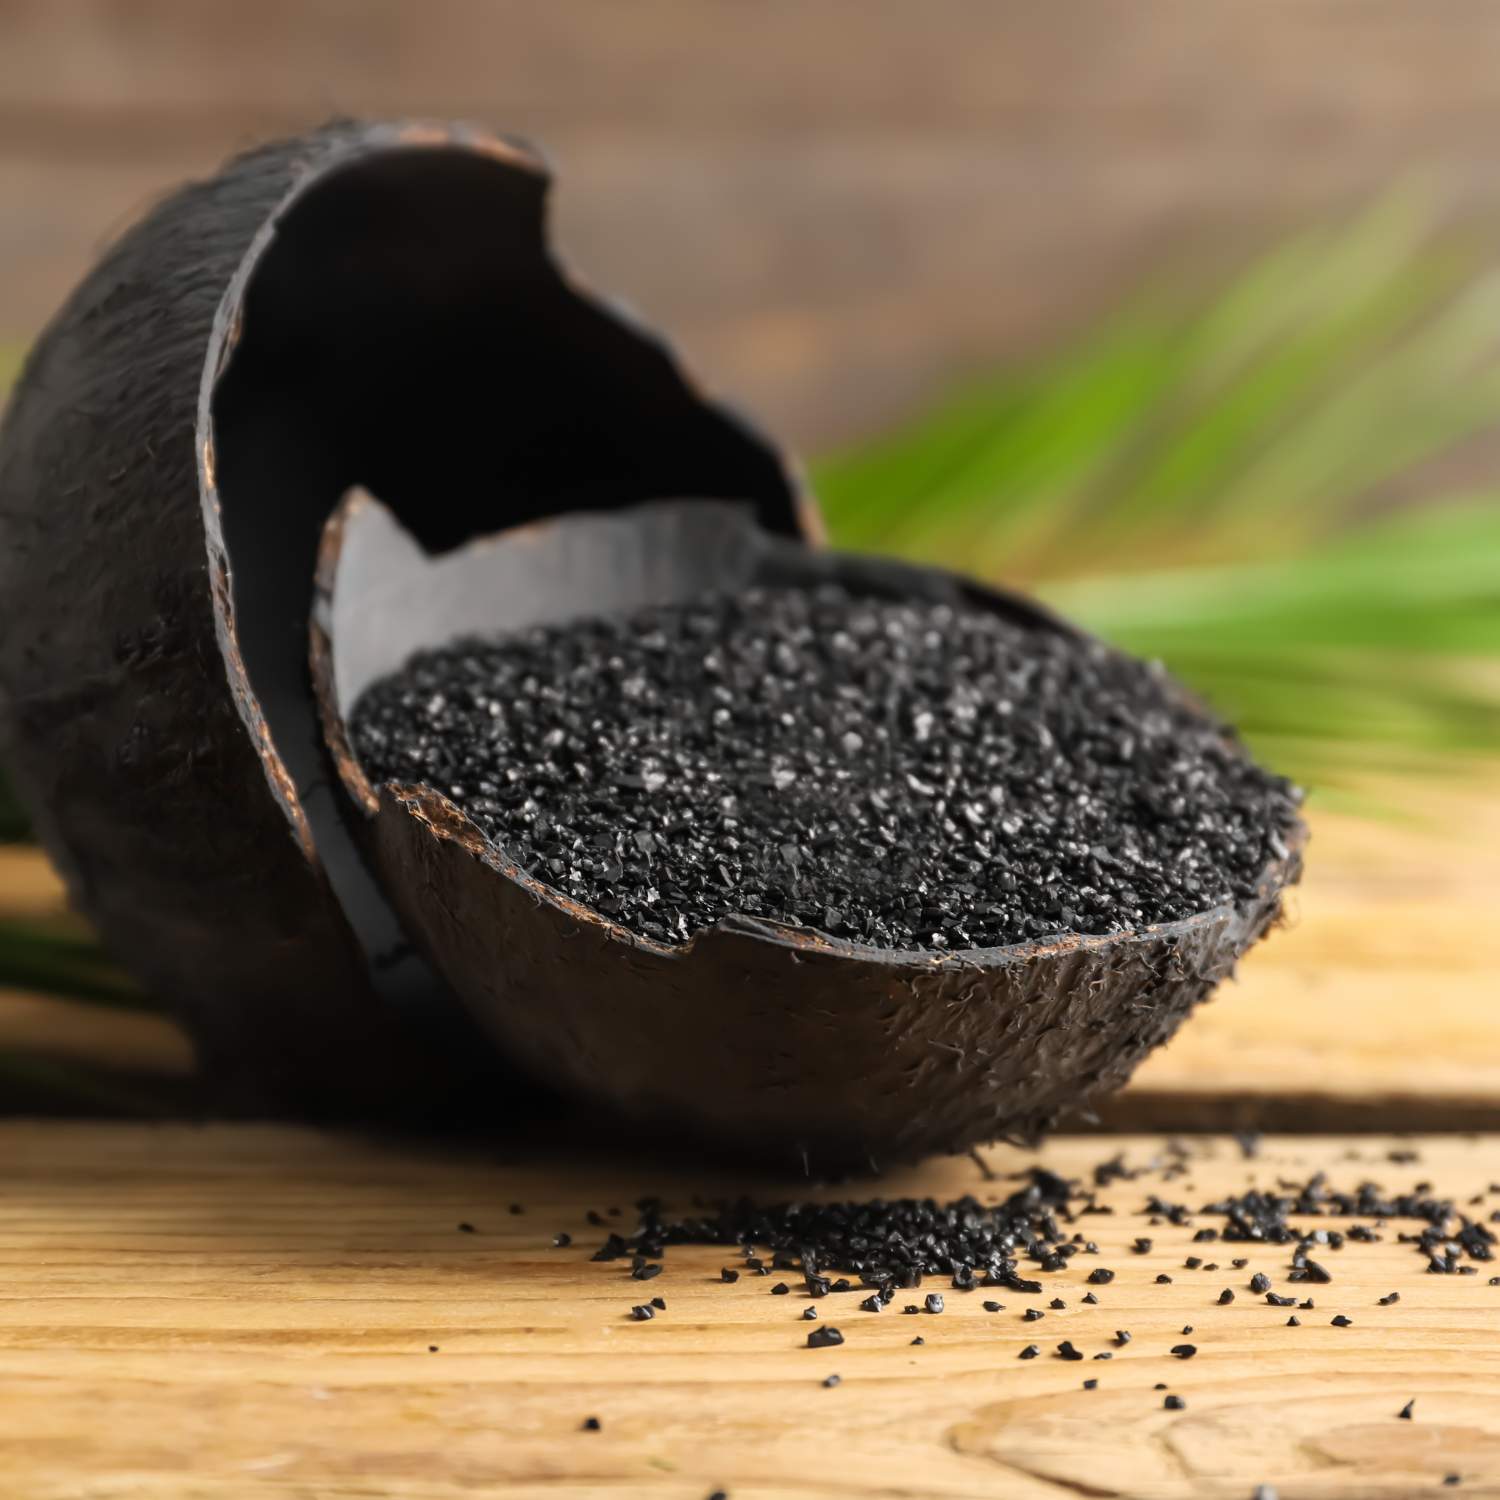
left=0, top=120, right=812, bottom=1115
left=313, top=493, right=1305, bottom=1170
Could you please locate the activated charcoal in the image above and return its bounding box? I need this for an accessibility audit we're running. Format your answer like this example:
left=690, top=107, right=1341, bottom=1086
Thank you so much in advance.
left=351, top=584, right=1300, bottom=951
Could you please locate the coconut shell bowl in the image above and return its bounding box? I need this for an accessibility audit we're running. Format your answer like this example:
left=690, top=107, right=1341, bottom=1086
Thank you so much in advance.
left=0, top=119, right=1304, bottom=1170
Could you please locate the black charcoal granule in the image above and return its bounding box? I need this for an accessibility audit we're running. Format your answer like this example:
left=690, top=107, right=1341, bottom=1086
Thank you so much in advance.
left=911, top=1336, right=925, bottom=1346
left=771, top=1282, right=790, bottom=1296
left=1249, top=1272, right=1271, bottom=1293
left=1331, top=1315, right=1352, bottom=1327
left=1287, top=1316, right=1301, bottom=1326
left=822, top=1373, right=841, bottom=1388
left=1082, top=1292, right=1099, bottom=1305
left=1267, top=1292, right=1296, bottom=1307
left=1170, top=1344, right=1197, bottom=1359
left=1398, top=1399, right=1415, bottom=1419
left=1164, top=1395, right=1186, bottom=1410
left=720, top=1268, right=740, bottom=1283
left=631, top=1262, right=662, bottom=1281
left=859, top=1294, right=883, bottom=1312
left=631, top=1304, right=655, bottom=1321
left=351, top=585, right=1300, bottom=950
left=1057, top=1341, right=1084, bottom=1361
left=1023, top=1308, right=1044, bottom=1322
left=1379, top=1292, right=1400, bottom=1305
left=1132, top=1238, right=1153, bottom=1255
left=983, top=1300, right=1004, bottom=1313
left=1217, top=1289, right=1235, bottom=1305
left=808, top=1326, right=844, bottom=1349
left=1018, top=1344, right=1040, bottom=1359
left=582, top=1416, right=601, bottom=1431
left=1115, top=1330, right=1132, bottom=1346
left=1049, top=1298, right=1066, bottom=1310
left=1155, top=1274, right=1173, bottom=1284
left=553, top=1232, right=572, bottom=1248
left=651, top=1296, right=666, bottom=1310
left=925, top=1293, right=945, bottom=1314
left=1087, top=1269, right=1115, bottom=1285
left=802, top=1307, right=818, bottom=1321
left=1083, top=1378, right=1099, bottom=1389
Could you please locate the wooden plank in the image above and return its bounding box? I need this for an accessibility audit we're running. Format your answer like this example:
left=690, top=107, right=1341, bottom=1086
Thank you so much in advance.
left=0, top=1123, right=1496, bottom=1497
left=10, top=2, right=1500, bottom=448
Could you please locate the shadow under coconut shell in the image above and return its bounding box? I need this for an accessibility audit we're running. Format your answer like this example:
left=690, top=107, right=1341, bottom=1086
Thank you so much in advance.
left=313, top=496, right=1304, bottom=1173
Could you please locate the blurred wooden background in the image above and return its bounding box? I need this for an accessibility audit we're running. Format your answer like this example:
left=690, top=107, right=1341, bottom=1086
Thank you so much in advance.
left=8, top=1, right=1500, bottom=449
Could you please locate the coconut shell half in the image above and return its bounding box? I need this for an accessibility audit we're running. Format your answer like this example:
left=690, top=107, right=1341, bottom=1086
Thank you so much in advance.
left=0, top=121, right=811, bottom=1115
left=314, top=494, right=1304, bottom=1170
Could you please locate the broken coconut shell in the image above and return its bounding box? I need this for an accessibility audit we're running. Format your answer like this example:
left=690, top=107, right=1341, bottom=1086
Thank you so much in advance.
left=0, top=121, right=811, bottom=1114
left=314, top=493, right=1305, bottom=1169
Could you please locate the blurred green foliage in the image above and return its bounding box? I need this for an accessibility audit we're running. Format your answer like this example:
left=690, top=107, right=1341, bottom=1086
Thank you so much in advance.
left=816, top=194, right=1500, bottom=789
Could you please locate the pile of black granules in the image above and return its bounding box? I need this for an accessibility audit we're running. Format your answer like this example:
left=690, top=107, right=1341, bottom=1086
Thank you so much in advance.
left=350, top=583, right=1302, bottom=949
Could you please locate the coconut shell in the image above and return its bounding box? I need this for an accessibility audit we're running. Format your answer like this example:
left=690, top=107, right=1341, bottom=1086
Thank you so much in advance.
left=0, top=121, right=811, bottom=1115
left=315, top=495, right=1305, bottom=1169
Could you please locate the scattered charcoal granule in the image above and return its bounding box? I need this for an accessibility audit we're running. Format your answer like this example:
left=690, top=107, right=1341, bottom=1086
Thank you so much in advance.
left=822, top=1374, right=841, bottom=1388
left=1193, top=1228, right=1219, bottom=1242
left=1445, top=1477, right=1461, bottom=1487
left=1083, top=1378, right=1099, bottom=1390
left=1057, top=1341, right=1084, bottom=1361
left=1170, top=1344, right=1197, bottom=1359
left=1184, top=1256, right=1203, bottom=1270
left=631, top=1304, right=654, bottom=1321
left=830, top=1278, right=852, bottom=1293
left=952, top=1266, right=977, bottom=1291
left=1082, top=1293, right=1100, bottom=1305
left=1049, top=1298, right=1067, bottom=1310
left=744, top=1256, right=764, bottom=1270
left=1018, top=1345, right=1040, bottom=1359
left=428, top=1345, right=438, bottom=1353
left=1115, top=1330, right=1132, bottom=1346
left=510, top=1205, right=524, bottom=1215
left=1331, top=1315, right=1353, bottom=1327
left=708, top=1491, right=728, bottom=1500
left=1087, top=1268, right=1115, bottom=1284
left=1217, top=1289, right=1235, bottom=1305
left=903, top=1304, right=921, bottom=1315
left=1231, top=1258, right=1249, bottom=1269
left=1155, top=1275, right=1173, bottom=1284
left=1181, top=1326, right=1194, bottom=1335
left=631, top=1263, right=662, bottom=1282
left=1164, top=1395, right=1186, bottom=1410
left=1154, top=1383, right=1168, bottom=1391
left=771, top=1282, right=790, bottom=1296
left=1290, top=1257, right=1332, bottom=1285
left=983, top=1301, right=1004, bottom=1313
left=651, top=1296, right=666, bottom=1310
left=911, top=1336, right=925, bottom=1346
left=802, top=1307, right=818, bottom=1321
left=720, top=1268, right=740, bottom=1284
left=1132, top=1238, right=1153, bottom=1255
left=1249, top=1272, right=1271, bottom=1294
left=351, top=584, right=1301, bottom=951
left=457, top=1222, right=476, bottom=1234
left=1492, top=1278, right=1500, bottom=1286
left=582, top=1416, right=601, bottom=1431
left=1251, top=1487, right=1277, bottom=1500
left=552, top=1232, right=571, bottom=1248
left=925, top=1294, right=945, bottom=1315
left=1379, top=1292, right=1400, bottom=1306
left=1267, top=1293, right=1296, bottom=1307
left=1094, top=1351, right=1113, bottom=1360
left=1299, top=1299, right=1315, bottom=1310
left=1398, top=1400, right=1415, bottom=1420
left=807, top=1326, right=844, bottom=1349
left=1023, top=1308, right=1045, bottom=1322
left=1204, top=1263, right=1219, bottom=1271
left=1287, top=1316, right=1301, bottom=1327
left=859, top=1295, right=883, bottom=1313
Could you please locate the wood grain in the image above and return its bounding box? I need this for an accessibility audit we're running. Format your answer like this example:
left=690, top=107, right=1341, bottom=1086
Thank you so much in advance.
left=0, top=1124, right=1496, bottom=1498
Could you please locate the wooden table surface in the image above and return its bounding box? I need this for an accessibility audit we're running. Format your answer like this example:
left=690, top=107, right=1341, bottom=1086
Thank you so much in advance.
left=0, top=1124, right=1497, bottom=1499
